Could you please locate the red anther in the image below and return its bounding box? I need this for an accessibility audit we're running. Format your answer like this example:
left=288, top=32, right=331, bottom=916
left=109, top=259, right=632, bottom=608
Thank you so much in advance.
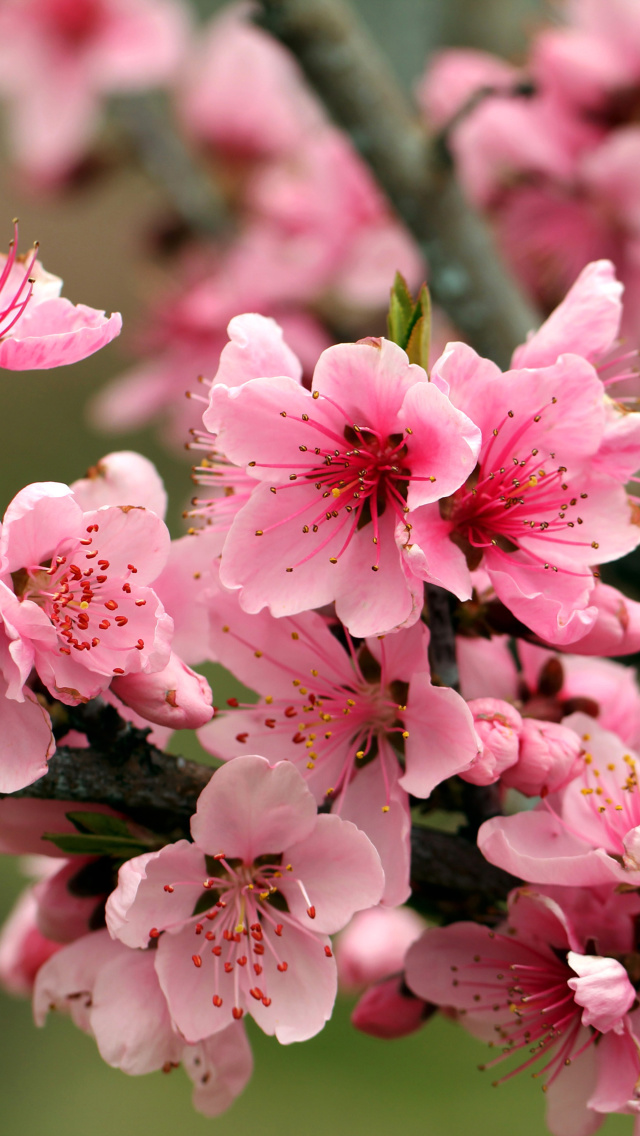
left=264, top=718, right=276, bottom=729
left=251, top=929, right=263, bottom=942
left=205, top=931, right=215, bottom=941
left=149, top=928, right=160, bottom=939
left=213, top=852, right=226, bottom=861
left=309, top=694, right=316, bottom=705
left=235, top=733, right=249, bottom=743
left=203, top=879, right=213, bottom=889
left=224, top=962, right=233, bottom=974
left=227, top=697, right=239, bottom=707
left=192, top=955, right=202, bottom=968
left=163, top=884, right=174, bottom=893
left=212, top=946, right=222, bottom=957
left=113, top=667, right=125, bottom=675
left=136, top=639, right=145, bottom=650
left=237, top=956, right=247, bottom=967
left=205, top=910, right=218, bottom=920
left=277, top=962, right=288, bottom=973
left=254, top=964, right=263, bottom=975
left=98, top=560, right=109, bottom=570
left=91, top=637, right=100, bottom=648
left=212, top=995, right=223, bottom=1007
left=249, top=988, right=264, bottom=1000
left=195, top=923, right=203, bottom=935
left=122, top=583, right=131, bottom=593
left=284, top=706, right=297, bottom=718
left=135, top=599, right=146, bottom=607
left=307, top=906, right=316, bottom=919
left=85, top=550, right=98, bottom=560
left=69, top=565, right=82, bottom=578
left=292, top=733, right=305, bottom=744
left=223, top=930, right=231, bottom=941
left=99, top=620, right=110, bottom=629
left=216, top=899, right=227, bottom=908
left=127, top=564, right=138, bottom=573
left=115, top=616, right=128, bottom=626
left=104, top=600, right=118, bottom=611
left=96, top=575, right=107, bottom=584
left=232, top=1007, right=244, bottom=1020
left=262, top=997, right=272, bottom=1007
left=59, top=647, right=71, bottom=655
left=253, top=944, right=265, bottom=955
left=250, top=923, right=261, bottom=933
left=233, top=932, right=241, bottom=943
left=79, top=538, right=92, bottom=546
left=275, top=925, right=283, bottom=937
left=324, top=946, right=333, bottom=957
left=86, top=524, right=99, bottom=533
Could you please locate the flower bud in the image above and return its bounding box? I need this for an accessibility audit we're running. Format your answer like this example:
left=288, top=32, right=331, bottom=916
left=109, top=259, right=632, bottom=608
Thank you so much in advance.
left=111, top=653, right=213, bottom=730
left=501, top=718, right=582, bottom=796
left=336, top=906, right=426, bottom=990
left=351, top=976, right=432, bottom=1039
left=459, top=698, right=522, bottom=786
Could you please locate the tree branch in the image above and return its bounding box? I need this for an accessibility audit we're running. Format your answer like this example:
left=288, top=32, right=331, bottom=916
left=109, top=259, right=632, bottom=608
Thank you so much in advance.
left=113, top=93, right=231, bottom=239
left=254, top=0, right=540, bottom=368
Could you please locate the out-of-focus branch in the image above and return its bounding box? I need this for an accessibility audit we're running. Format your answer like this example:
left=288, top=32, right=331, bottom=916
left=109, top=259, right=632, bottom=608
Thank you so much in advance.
left=255, top=0, right=540, bottom=368
left=425, top=583, right=459, bottom=689
left=114, top=93, right=231, bottom=238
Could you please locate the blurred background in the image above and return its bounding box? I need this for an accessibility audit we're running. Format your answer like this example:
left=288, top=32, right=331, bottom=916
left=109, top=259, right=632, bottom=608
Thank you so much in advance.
left=0, top=0, right=633, bottom=1133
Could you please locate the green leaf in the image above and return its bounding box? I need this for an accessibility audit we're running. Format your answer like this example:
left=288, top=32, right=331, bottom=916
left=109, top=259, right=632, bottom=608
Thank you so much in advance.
left=387, top=276, right=432, bottom=370
left=387, top=272, right=414, bottom=347
left=43, top=831, right=148, bottom=858
left=65, top=811, right=133, bottom=838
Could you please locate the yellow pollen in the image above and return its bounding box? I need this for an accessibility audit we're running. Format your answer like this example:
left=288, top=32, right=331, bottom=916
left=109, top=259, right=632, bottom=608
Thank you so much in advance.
left=584, top=754, right=592, bottom=764
left=325, top=732, right=332, bottom=739
left=299, top=687, right=307, bottom=695
left=382, top=805, right=389, bottom=813
left=331, top=488, right=341, bottom=498
left=305, top=741, right=314, bottom=748
left=581, top=788, right=593, bottom=795
left=222, top=625, right=229, bottom=633
left=274, top=871, right=282, bottom=878
left=79, top=601, right=89, bottom=610
left=265, top=696, right=273, bottom=704
left=259, top=891, right=269, bottom=900
left=346, top=699, right=356, bottom=707
left=356, top=750, right=365, bottom=759
left=582, top=734, right=591, bottom=742
left=307, top=761, right=315, bottom=769
left=607, top=764, right=615, bottom=771
left=402, top=731, right=410, bottom=740
left=291, top=632, right=299, bottom=640
left=286, top=864, right=293, bottom=871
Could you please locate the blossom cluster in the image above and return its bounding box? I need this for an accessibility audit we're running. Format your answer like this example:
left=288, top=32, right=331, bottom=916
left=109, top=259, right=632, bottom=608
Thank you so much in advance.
left=4, top=2, right=640, bottom=1133
left=419, top=0, right=640, bottom=349
left=3, top=201, right=640, bottom=1132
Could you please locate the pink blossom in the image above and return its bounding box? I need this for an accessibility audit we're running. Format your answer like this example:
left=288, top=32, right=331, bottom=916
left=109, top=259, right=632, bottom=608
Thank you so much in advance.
left=351, top=975, right=430, bottom=1040
left=206, top=335, right=480, bottom=636
left=199, top=596, right=479, bottom=904
left=408, top=341, right=640, bottom=644
left=460, top=698, right=522, bottom=786
left=177, top=3, right=323, bottom=161
left=34, top=929, right=253, bottom=1116
left=417, top=47, right=519, bottom=130
left=70, top=450, right=167, bottom=518
left=0, top=0, right=190, bottom=184
left=90, top=241, right=330, bottom=453
left=405, top=887, right=638, bottom=1134
left=501, top=717, right=583, bottom=797
left=335, top=905, right=426, bottom=990
left=111, top=651, right=213, bottom=730
left=561, top=580, right=640, bottom=657
left=0, top=642, right=55, bottom=790
left=0, top=482, right=173, bottom=704
left=106, top=756, right=384, bottom=1042
left=0, top=223, right=121, bottom=369
left=150, top=529, right=224, bottom=666
left=478, top=713, right=640, bottom=887
left=0, top=888, right=60, bottom=996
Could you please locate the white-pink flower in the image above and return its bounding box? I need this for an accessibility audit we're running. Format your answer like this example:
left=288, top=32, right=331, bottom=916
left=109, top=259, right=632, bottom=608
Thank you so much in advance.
left=206, top=330, right=481, bottom=636
left=199, top=593, right=479, bottom=904
left=106, top=755, right=384, bottom=1042
left=0, top=481, right=173, bottom=704
left=0, top=223, right=121, bottom=369
left=405, top=886, right=639, bottom=1136
left=34, top=929, right=253, bottom=1117
left=0, top=0, right=190, bottom=184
